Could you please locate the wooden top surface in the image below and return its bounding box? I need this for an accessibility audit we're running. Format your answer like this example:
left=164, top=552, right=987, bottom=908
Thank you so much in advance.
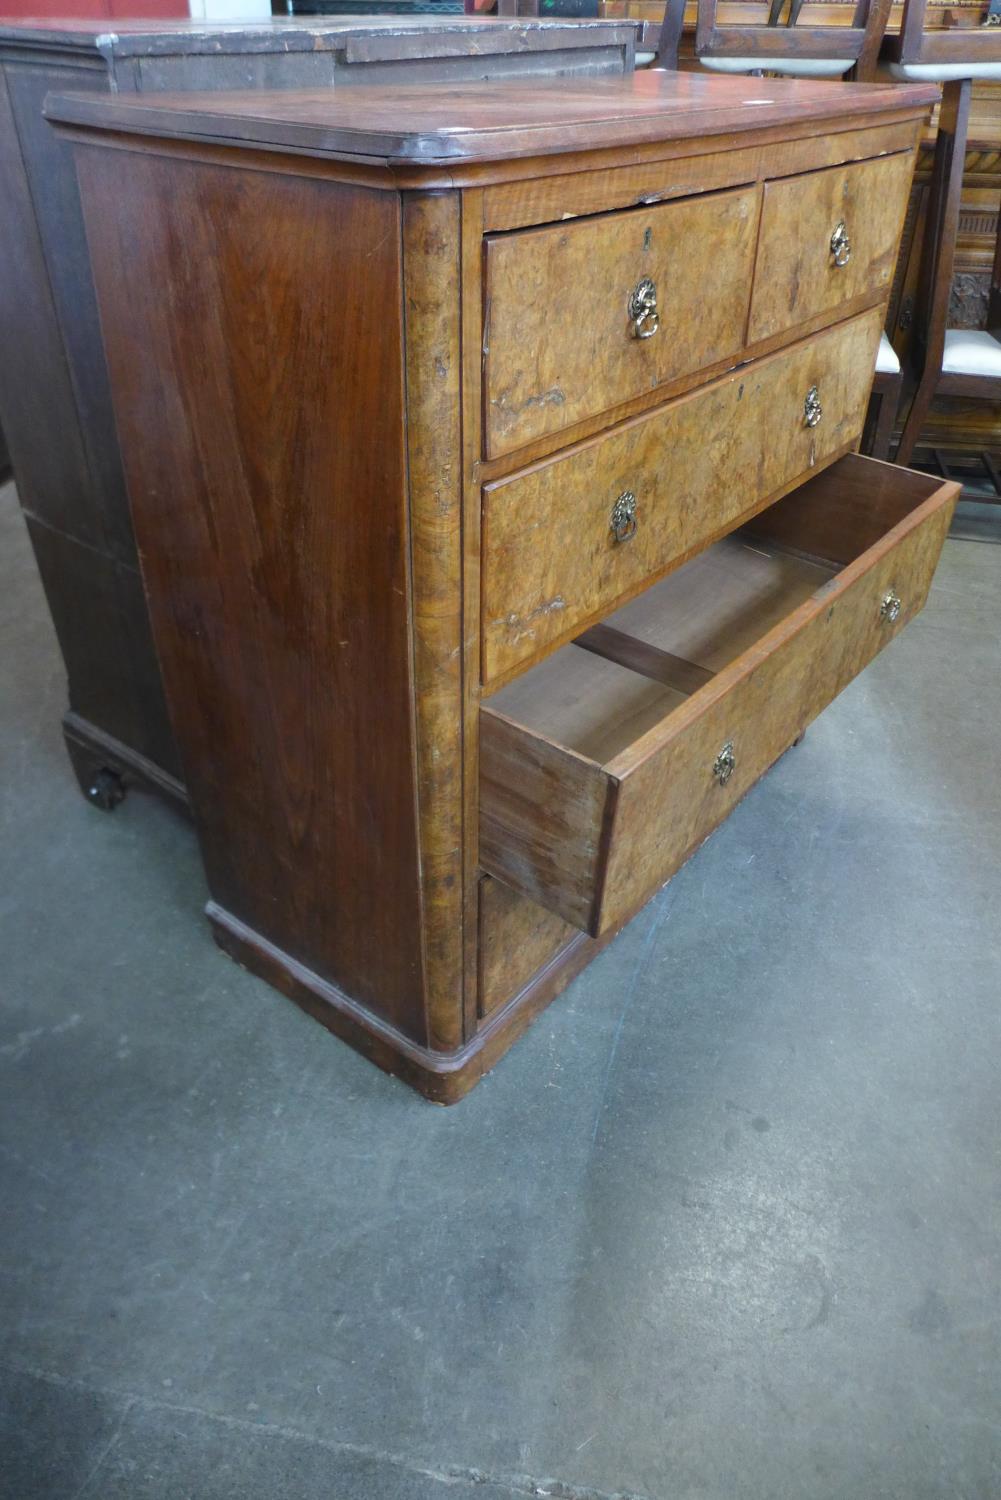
left=47, top=70, right=939, bottom=167
left=0, top=15, right=638, bottom=58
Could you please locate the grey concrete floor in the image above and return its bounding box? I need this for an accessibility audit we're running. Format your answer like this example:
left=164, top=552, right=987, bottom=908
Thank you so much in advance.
left=1, top=474, right=999, bottom=1500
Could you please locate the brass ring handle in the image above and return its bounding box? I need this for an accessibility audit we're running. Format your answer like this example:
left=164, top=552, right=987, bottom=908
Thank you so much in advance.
left=804, top=385, right=823, bottom=428
left=830, top=220, right=851, bottom=269
left=610, top=490, right=638, bottom=543
left=712, top=741, right=736, bottom=787
left=880, top=590, right=902, bottom=624
left=628, top=277, right=659, bottom=340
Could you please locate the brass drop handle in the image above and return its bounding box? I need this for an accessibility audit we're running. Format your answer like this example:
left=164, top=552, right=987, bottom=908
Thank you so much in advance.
left=610, top=490, right=638, bottom=543
left=830, top=220, right=852, bottom=268
left=804, top=385, right=823, bottom=428
left=712, top=741, right=736, bottom=787
left=628, top=277, right=659, bottom=340
left=880, top=590, right=902, bottom=624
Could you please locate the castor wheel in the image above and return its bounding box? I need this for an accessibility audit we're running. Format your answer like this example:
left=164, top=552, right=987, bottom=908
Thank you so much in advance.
left=86, top=767, right=126, bottom=811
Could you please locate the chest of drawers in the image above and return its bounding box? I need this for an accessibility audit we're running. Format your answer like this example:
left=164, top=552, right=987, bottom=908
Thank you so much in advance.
left=0, top=15, right=637, bottom=810
left=49, top=71, right=954, bottom=1101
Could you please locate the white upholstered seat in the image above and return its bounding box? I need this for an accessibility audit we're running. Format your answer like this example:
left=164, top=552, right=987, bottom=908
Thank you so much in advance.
left=699, top=55, right=853, bottom=77
left=941, top=327, right=1001, bottom=377
left=888, top=61, right=1001, bottom=81
left=875, top=332, right=901, bottom=375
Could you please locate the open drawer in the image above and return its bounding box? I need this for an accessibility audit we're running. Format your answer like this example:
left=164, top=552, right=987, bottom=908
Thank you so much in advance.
left=479, top=455, right=957, bottom=936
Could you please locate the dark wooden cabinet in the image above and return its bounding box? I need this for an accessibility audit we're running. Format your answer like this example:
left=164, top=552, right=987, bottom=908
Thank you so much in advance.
left=50, top=71, right=952, bottom=1099
left=0, top=16, right=638, bottom=810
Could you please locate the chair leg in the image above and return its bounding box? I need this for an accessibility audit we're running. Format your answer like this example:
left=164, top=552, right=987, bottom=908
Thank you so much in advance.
left=894, top=373, right=939, bottom=468
left=869, top=376, right=900, bottom=461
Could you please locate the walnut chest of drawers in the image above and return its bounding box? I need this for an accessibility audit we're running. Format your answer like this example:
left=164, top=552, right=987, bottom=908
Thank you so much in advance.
left=0, top=15, right=638, bottom=811
left=49, top=71, right=955, bottom=1101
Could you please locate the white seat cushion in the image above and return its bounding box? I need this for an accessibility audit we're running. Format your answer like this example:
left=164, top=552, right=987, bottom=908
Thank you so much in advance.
left=941, top=327, right=1001, bottom=377
left=888, top=61, right=1001, bottom=82
left=699, top=55, right=853, bottom=77
left=875, top=332, right=901, bottom=375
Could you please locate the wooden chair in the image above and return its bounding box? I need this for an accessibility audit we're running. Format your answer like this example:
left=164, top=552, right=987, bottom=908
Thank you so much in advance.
left=869, top=332, right=904, bottom=459
left=887, top=1, right=1001, bottom=477
left=652, top=0, right=893, bottom=79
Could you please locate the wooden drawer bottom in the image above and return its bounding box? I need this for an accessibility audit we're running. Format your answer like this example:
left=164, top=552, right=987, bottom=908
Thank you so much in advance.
left=480, top=455, right=957, bottom=936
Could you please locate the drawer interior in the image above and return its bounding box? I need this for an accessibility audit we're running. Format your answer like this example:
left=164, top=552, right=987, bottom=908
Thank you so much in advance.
left=480, top=455, right=957, bottom=934
left=487, top=542, right=834, bottom=759
left=484, top=456, right=944, bottom=755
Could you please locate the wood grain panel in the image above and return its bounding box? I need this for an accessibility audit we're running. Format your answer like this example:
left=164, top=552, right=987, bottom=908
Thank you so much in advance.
left=599, top=473, right=955, bottom=934
left=748, top=151, right=916, bottom=345
left=75, top=145, right=428, bottom=1041
left=45, top=72, right=939, bottom=171
left=55, top=69, right=942, bottom=1098
left=480, top=457, right=956, bottom=934
left=459, top=186, right=488, bottom=1040
left=480, top=709, right=609, bottom=934
left=481, top=121, right=920, bottom=234
left=478, top=876, right=577, bottom=1018
left=401, top=191, right=466, bottom=1052
left=483, top=184, right=758, bottom=458
left=482, top=308, right=884, bottom=683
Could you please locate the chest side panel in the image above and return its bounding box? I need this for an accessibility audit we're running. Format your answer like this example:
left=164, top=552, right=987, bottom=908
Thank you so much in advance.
left=75, top=146, right=427, bottom=1039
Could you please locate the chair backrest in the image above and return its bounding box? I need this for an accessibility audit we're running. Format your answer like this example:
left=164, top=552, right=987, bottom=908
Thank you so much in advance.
left=884, top=0, right=1001, bottom=67
left=654, top=0, right=892, bottom=80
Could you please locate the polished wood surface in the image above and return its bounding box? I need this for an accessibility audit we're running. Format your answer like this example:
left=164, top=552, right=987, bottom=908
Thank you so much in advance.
left=480, top=456, right=956, bottom=936
left=483, top=185, right=758, bottom=456
left=47, top=71, right=938, bottom=168
left=478, top=876, right=577, bottom=1020
left=748, top=150, right=915, bottom=343
left=480, top=118, right=921, bottom=232
left=77, top=148, right=426, bottom=1034
left=618, top=0, right=1001, bottom=460
left=55, top=75, right=944, bottom=1099
left=597, top=459, right=954, bottom=930
left=0, top=19, right=636, bottom=814
left=482, top=309, right=884, bottom=683
left=401, top=192, right=467, bottom=1053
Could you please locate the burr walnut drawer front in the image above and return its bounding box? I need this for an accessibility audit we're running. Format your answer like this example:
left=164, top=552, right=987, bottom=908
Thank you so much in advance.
left=482, top=185, right=759, bottom=460
left=748, top=151, right=915, bottom=346
left=480, top=456, right=957, bottom=937
left=482, top=307, right=883, bottom=685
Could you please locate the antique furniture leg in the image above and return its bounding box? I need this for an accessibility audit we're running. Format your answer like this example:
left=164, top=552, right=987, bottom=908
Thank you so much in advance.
left=866, top=332, right=903, bottom=459
left=63, top=712, right=186, bottom=813
left=869, top=375, right=901, bottom=459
